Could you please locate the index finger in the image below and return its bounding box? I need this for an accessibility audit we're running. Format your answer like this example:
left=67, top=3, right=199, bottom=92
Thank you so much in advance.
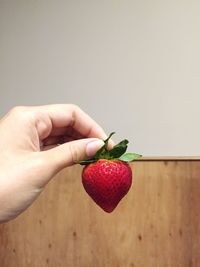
left=33, top=104, right=108, bottom=140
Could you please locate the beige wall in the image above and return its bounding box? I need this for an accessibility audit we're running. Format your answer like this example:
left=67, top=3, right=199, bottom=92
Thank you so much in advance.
left=0, top=0, right=200, bottom=156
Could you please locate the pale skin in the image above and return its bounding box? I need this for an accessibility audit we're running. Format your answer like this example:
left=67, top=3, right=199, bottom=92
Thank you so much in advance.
left=0, top=104, right=109, bottom=223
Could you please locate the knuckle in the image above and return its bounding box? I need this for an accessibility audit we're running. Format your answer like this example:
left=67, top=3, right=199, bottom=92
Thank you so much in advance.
left=69, top=103, right=79, bottom=110
left=67, top=104, right=79, bottom=127
left=10, top=106, right=26, bottom=114
left=68, top=143, right=80, bottom=164
left=9, top=106, right=32, bottom=122
left=68, top=103, right=81, bottom=114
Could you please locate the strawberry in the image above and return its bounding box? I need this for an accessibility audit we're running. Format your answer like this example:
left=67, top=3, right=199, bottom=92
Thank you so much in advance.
left=80, top=132, right=141, bottom=213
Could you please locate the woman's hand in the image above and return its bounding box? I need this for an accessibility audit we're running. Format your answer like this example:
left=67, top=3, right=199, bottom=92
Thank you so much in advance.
left=0, top=104, right=107, bottom=223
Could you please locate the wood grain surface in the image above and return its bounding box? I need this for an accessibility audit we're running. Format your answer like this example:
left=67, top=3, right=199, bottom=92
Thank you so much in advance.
left=0, top=161, right=200, bottom=267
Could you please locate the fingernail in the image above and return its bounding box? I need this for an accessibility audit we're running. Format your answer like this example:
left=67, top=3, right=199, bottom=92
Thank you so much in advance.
left=108, top=139, right=115, bottom=150
left=86, top=139, right=104, bottom=158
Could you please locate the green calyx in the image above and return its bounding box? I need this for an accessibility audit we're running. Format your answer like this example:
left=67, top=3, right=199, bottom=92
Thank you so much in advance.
left=79, top=132, right=142, bottom=165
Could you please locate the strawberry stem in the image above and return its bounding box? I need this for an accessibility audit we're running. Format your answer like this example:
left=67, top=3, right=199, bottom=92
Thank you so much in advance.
left=79, top=132, right=142, bottom=165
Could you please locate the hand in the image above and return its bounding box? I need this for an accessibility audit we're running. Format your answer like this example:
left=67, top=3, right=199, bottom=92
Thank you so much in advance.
left=0, top=104, right=107, bottom=223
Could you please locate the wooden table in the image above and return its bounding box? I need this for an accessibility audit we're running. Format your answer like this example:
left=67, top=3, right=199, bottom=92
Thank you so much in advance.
left=0, top=160, right=200, bottom=267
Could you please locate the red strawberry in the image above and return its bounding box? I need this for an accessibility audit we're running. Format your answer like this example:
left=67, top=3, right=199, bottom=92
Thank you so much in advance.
left=82, top=159, right=132, bottom=212
left=80, top=132, right=141, bottom=213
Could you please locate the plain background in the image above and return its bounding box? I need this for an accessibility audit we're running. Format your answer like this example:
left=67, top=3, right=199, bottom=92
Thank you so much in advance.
left=0, top=0, right=200, bottom=156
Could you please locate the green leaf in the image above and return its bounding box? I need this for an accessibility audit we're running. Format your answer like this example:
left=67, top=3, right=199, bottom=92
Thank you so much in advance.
left=79, top=159, right=97, bottom=165
left=95, top=132, right=115, bottom=159
left=108, top=139, right=129, bottom=158
left=94, top=145, right=107, bottom=159
left=119, top=153, right=142, bottom=162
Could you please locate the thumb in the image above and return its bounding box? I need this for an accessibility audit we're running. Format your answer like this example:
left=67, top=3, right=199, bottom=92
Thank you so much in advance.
left=41, top=138, right=104, bottom=174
